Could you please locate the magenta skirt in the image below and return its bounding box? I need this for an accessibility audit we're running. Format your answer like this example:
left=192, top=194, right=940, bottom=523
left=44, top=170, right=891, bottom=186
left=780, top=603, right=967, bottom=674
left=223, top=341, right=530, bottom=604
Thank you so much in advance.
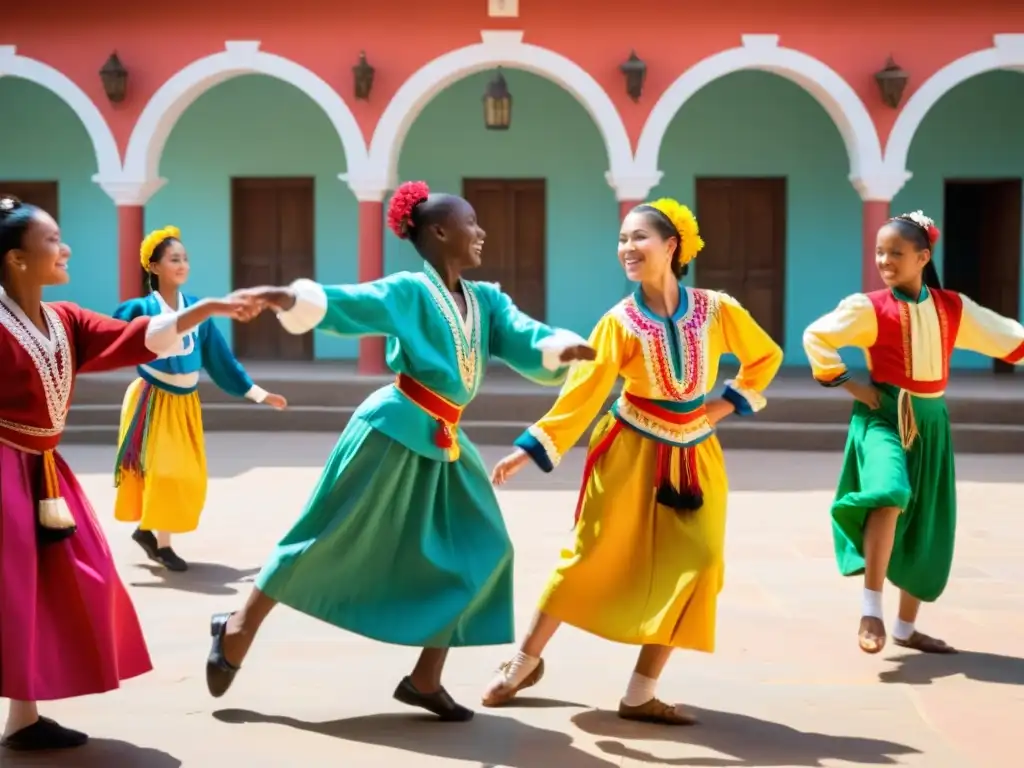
left=0, top=442, right=152, bottom=701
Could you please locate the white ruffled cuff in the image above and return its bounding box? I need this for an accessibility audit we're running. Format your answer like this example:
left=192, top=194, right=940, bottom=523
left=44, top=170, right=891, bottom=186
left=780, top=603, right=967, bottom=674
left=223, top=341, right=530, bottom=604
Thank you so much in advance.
left=537, top=328, right=589, bottom=371
left=277, top=279, right=327, bottom=335
left=244, top=385, right=269, bottom=403
left=144, top=313, right=186, bottom=356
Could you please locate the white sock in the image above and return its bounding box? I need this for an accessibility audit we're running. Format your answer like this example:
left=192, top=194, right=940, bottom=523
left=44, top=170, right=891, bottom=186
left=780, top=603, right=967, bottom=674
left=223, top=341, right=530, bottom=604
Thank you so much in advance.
left=621, top=672, right=658, bottom=707
left=861, top=588, right=883, bottom=619
left=489, top=651, right=539, bottom=691
left=892, top=619, right=915, bottom=641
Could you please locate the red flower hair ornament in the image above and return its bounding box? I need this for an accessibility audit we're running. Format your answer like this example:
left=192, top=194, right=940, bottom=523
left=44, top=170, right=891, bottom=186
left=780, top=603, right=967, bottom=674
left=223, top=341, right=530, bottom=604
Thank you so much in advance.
left=387, top=181, right=431, bottom=240
left=899, top=210, right=941, bottom=247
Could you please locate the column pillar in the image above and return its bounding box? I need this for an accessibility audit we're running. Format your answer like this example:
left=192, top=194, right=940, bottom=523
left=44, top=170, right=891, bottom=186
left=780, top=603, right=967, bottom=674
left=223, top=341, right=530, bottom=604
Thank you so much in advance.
left=117, top=206, right=145, bottom=301
left=95, top=178, right=166, bottom=302
left=356, top=195, right=386, bottom=375
left=850, top=171, right=912, bottom=293
left=862, top=200, right=891, bottom=292
left=619, top=199, right=643, bottom=221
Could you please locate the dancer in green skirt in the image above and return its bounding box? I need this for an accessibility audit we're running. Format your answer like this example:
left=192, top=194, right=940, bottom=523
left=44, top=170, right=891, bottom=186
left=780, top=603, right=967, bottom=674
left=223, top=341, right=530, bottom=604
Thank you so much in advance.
left=203, top=181, right=595, bottom=720
left=803, top=210, right=1024, bottom=655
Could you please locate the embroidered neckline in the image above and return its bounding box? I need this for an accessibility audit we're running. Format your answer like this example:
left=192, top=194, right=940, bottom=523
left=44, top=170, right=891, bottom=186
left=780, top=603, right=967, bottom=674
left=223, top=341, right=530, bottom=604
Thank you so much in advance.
left=419, top=262, right=481, bottom=393
left=0, top=293, right=73, bottom=435
left=618, top=288, right=716, bottom=401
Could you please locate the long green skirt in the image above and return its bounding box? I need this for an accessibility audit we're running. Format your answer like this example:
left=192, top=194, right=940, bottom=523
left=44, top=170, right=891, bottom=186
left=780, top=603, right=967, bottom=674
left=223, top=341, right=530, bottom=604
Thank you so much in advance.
left=255, top=417, right=514, bottom=647
left=831, top=384, right=957, bottom=602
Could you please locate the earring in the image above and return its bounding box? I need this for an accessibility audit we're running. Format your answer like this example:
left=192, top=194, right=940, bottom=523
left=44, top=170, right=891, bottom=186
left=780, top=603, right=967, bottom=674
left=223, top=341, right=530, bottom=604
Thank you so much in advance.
left=19, top=264, right=26, bottom=271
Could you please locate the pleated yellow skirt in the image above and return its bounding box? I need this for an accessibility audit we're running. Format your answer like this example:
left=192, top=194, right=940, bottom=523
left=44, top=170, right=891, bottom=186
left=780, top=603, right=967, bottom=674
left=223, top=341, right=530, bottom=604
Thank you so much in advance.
left=539, top=412, right=728, bottom=651
left=113, top=378, right=208, bottom=534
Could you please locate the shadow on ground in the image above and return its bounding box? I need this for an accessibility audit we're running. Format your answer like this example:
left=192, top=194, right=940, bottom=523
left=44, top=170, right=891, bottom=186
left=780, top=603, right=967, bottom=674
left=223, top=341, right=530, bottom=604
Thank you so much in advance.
left=0, top=739, right=180, bottom=768
left=130, top=562, right=260, bottom=596
left=214, top=708, right=615, bottom=767
left=570, top=707, right=920, bottom=766
left=880, top=650, right=1024, bottom=686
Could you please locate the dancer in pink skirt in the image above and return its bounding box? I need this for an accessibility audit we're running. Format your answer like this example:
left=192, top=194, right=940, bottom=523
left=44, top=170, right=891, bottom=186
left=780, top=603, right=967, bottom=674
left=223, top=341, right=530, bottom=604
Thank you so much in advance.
left=0, top=195, right=256, bottom=752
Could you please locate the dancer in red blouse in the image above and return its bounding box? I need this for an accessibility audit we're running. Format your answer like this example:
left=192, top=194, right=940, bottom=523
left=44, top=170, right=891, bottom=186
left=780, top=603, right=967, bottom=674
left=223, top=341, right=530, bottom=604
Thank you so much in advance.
left=0, top=195, right=257, bottom=752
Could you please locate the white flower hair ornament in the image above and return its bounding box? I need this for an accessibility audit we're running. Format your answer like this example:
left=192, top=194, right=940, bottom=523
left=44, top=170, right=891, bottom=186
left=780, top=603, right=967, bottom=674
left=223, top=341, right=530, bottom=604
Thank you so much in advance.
left=896, top=210, right=941, bottom=247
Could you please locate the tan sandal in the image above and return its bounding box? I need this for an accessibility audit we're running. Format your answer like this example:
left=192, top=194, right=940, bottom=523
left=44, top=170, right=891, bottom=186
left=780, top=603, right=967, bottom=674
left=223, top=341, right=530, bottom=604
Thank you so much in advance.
left=481, top=657, right=545, bottom=707
left=858, top=616, right=886, bottom=654
left=618, top=697, right=697, bottom=725
left=893, top=631, right=957, bottom=654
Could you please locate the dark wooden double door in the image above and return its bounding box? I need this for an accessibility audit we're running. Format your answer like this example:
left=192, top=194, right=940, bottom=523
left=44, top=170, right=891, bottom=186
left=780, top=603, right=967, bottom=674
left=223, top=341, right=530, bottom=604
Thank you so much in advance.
left=0, top=181, right=58, bottom=220
left=694, top=178, right=787, bottom=345
left=231, top=177, right=315, bottom=360
left=462, top=179, right=547, bottom=321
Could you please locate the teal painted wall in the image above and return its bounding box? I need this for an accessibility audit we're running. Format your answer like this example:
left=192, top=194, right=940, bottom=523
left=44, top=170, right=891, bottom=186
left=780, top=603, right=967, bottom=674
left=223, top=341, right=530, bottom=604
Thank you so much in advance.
left=150, top=75, right=358, bottom=358
left=653, top=71, right=862, bottom=368
left=894, top=71, right=1024, bottom=370
left=0, top=76, right=117, bottom=311
left=393, top=69, right=621, bottom=337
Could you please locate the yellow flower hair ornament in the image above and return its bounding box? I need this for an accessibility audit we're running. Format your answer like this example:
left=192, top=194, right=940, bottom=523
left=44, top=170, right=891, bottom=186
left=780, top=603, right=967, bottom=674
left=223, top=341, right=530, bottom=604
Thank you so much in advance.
left=646, top=198, right=705, bottom=265
left=140, top=225, right=181, bottom=270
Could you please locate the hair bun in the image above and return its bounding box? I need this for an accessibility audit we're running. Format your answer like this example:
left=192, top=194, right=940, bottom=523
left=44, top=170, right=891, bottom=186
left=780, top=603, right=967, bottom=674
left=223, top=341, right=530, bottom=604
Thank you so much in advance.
left=387, top=181, right=430, bottom=239
left=0, top=194, right=23, bottom=218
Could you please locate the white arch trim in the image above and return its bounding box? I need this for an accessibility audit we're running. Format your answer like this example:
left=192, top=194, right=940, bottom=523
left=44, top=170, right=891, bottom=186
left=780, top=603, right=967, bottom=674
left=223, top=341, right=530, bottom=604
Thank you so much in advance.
left=0, top=45, right=121, bottom=181
left=122, top=41, right=370, bottom=199
left=884, top=34, right=1024, bottom=178
left=635, top=35, right=886, bottom=199
left=365, top=30, right=636, bottom=197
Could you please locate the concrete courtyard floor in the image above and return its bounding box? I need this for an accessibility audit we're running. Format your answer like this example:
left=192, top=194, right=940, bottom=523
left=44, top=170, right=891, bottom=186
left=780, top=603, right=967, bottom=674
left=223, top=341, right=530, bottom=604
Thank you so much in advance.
left=3, top=433, right=1023, bottom=768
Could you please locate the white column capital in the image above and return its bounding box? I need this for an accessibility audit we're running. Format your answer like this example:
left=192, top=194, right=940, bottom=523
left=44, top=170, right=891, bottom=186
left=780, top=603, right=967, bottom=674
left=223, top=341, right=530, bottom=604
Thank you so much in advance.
left=94, top=176, right=167, bottom=206
left=605, top=171, right=664, bottom=202
left=849, top=171, right=912, bottom=202
left=339, top=172, right=389, bottom=203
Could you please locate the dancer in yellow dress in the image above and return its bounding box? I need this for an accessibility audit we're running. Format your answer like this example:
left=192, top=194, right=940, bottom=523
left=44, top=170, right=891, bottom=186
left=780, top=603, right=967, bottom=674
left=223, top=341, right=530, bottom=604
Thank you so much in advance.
left=112, top=226, right=287, bottom=572
left=483, top=198, right=783, bottom=723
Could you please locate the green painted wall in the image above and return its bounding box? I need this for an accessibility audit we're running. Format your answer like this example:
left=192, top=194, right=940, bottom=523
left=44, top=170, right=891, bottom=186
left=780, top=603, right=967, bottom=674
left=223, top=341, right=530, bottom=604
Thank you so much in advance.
left=0, top=76, right=117, bottom=310
left=4, top=69, right=1022, bottom=370
left=895, top=71, right=1024, bottom=370
left=393, top=69, right=621, bottom=336
left=654, top=71, right=862, bottom=368
left=151, top=75, right=358, bottom=357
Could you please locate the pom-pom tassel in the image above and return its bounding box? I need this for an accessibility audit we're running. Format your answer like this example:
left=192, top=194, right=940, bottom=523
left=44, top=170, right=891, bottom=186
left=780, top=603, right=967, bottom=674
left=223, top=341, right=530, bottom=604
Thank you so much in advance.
left=434, top=419, right=454, bottom=449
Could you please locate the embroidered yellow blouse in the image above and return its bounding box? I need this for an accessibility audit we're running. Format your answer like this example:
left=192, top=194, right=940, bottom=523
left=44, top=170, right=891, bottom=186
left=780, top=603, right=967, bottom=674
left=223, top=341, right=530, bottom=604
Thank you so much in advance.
left=803, top=287, right=1024, bottom=395
left=515, top=286, right=784, bottom=471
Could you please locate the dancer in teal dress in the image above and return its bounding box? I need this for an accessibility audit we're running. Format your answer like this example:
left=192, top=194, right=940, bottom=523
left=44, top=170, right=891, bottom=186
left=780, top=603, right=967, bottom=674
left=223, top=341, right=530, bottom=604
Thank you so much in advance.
left=204, top=181, right=595, bottom=720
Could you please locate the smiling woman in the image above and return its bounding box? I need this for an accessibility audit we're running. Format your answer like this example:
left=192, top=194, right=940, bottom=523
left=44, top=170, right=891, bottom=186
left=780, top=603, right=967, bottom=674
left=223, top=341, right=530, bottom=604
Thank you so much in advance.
left=202, top=180, right=594, bottom=723
left=110, top=225, right=285, bottom=574
left=0, top=194, right=254, bottom=753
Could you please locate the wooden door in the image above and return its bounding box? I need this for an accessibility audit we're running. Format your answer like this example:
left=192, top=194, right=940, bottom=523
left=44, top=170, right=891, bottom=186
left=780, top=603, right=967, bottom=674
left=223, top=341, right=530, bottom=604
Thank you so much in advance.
left=462, top=179, right=546, bottom=321
left=944, top=179, right=1022, bottom=374
left=695, top=178, right=786, bottom=343
left=0, top=181, right=58, bottom=221
left=231, top=177, right=315, bottom=360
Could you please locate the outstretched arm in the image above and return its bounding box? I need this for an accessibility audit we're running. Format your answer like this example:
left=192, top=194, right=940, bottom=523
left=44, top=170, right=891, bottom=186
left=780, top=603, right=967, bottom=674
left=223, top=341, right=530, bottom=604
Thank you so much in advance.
left=481, top=283, right=594, bottom=385
left=954, top=293, right=1024, bottom=365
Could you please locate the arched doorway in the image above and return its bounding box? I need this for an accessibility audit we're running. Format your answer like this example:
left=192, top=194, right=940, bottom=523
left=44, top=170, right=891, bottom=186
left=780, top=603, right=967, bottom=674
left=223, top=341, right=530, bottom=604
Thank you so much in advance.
left=390, top=68, right=620, bottom=333
left=652, top=71, right=859, bottom=361
left=0, top=76, right=118, bottom=309
left=894, top=71, right=1024, bottom=372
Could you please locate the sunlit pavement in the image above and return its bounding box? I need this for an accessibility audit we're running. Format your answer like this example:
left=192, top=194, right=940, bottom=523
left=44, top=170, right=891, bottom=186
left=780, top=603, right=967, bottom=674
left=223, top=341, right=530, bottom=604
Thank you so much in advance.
left=6, top=434, right=1022, bottom=767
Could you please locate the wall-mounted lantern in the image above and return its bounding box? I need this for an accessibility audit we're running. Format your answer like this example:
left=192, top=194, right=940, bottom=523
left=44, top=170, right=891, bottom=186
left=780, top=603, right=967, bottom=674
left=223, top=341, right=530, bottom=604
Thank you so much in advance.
left=483, top=68, right=512, bottom=130
left=620, top=51, right=647, bottom=102
left=875, top=56, right=909, bottom=108
left=353, top=51, right=375, bottom=101
left=99, top=52, right=128, bottom=103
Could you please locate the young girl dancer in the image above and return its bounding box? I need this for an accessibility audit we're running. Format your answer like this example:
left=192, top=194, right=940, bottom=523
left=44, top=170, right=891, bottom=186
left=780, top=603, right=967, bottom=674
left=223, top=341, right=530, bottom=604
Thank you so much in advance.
left=803, top=211, right=1024, bottom=655
left=113, top=226, right=287, bottom=572
left=204, top=181, right=595, bottom=720
left=0, top=195, right=255, bottom=751
left=483, top=198, right=783, bottom=723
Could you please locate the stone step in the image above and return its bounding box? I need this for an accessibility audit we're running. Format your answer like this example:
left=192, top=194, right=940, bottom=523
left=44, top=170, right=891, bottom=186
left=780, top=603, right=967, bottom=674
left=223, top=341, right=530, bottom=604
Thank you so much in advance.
left=61, top=405, right=1024, bottom=453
